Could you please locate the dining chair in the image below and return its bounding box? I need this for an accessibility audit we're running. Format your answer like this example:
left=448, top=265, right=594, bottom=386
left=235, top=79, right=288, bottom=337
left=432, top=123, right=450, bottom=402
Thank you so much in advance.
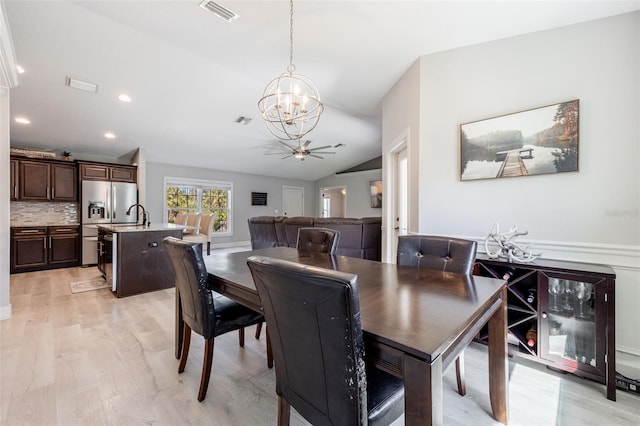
left=296, top=227, right=341, bottom=254
left=254, top=226, right=341, bottom=340
left=397, top=234, right=477, bottom=396
left=182, top=213, right=214, bottom=255
left=163, top=237, right=271, bottom=402
left=247, top=255, right=404, bottom=426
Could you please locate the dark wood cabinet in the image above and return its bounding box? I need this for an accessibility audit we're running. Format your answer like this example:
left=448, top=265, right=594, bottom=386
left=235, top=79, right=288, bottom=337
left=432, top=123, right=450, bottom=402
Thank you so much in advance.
left=48, top=226, right=80, bottom=265
left=11, top=226, right=80, bottom=273
left=16, top=159, right=77, bottom=201
left=10, top=159, right=18, bottom=200
left=474, top=255, right=616, bottom=400
left=80, top=162, right=137, bottom=183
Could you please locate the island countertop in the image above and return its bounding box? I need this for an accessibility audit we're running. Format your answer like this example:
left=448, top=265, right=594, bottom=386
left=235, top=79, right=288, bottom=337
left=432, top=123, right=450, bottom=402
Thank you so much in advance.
left=97, top=223, right=188, bottom=233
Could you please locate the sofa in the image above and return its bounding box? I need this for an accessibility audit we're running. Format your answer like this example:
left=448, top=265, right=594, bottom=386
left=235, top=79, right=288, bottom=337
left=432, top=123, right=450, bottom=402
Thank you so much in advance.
left=247, top=216, right=382, bottom=261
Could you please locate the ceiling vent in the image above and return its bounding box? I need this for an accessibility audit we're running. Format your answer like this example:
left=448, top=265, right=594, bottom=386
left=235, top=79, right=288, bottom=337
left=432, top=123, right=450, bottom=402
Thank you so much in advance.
left=65, top=76, right=98, bottom=93
left=199, top=1, right=239, bottom=22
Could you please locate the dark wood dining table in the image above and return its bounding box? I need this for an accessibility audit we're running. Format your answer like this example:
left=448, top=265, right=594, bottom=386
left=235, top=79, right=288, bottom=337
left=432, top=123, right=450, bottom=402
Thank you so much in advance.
left=174, top=247, right=508, bottom=425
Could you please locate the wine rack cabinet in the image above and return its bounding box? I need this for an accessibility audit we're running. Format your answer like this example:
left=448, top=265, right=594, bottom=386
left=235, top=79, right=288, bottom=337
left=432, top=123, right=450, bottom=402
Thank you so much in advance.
left=474, top=254, right=616, bottom=401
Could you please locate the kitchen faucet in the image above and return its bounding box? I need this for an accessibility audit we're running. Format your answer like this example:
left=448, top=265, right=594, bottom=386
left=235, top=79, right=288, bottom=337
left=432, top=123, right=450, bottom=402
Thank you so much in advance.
left=126, top=203, right=150, bottom=226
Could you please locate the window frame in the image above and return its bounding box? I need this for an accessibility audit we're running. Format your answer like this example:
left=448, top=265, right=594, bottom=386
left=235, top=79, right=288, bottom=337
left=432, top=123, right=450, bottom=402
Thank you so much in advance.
left=163, top=176, right=233, bottom=237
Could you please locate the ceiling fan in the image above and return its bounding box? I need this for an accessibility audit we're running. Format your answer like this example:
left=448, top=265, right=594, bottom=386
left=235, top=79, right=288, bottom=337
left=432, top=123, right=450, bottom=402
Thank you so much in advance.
left=266, top=140, right=336, bottom=161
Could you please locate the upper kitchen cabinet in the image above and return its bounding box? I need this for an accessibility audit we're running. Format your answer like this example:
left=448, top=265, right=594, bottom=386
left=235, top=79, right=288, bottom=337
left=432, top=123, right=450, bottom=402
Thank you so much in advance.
left=79, top=162, right=137, bottom=183
left=17, top=159, right=78, bottom=202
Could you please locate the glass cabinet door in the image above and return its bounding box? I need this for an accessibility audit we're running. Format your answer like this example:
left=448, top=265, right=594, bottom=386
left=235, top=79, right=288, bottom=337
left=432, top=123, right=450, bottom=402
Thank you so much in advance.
left=539, top=271, right=606, bottom=376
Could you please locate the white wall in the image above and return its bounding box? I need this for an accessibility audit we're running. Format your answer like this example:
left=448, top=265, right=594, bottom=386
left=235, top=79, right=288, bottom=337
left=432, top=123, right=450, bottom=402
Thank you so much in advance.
left=146, top=162, right=315, bottom=246
left=314, top=170, right=383, bottom=218
left=384, top=12, right=640, bottom=372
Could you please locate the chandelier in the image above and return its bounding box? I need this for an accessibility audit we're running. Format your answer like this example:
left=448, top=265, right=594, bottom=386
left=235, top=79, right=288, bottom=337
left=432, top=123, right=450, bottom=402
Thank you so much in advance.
left=258, top=0, right=323, bottom=141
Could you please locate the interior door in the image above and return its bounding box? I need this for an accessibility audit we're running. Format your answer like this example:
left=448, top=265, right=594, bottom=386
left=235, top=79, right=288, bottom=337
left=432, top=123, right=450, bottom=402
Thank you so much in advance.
left=283, top=186, right=304, bottom=216
left=391, top=146, right=408, bottom=262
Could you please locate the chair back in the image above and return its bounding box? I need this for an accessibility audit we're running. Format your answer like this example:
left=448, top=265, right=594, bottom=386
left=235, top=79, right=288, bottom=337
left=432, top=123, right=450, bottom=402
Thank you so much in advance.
left=185, top=213, right=202, bottom=234
left=175, top=211, right=186, bottom=225
left=247, top=256, right=367, bottom=426
left=296, top=227, right=341, bottom=255
left=163, top=237, right=216, bottom=338
left=397, top=235, right=477, bottom=274
left=199, top=213, right=215, bottom=242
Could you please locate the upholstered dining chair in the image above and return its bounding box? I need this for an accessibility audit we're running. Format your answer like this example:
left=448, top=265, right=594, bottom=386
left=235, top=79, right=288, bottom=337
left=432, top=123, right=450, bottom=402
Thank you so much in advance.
left=396, top=234, right=477, bottom=396
left=247, top=255, right=404, bottom=426
left=163, top=237, right=271, bottom=402
left=183, top=213, right=214, bottom=255
left=296, top=227, right=341, bottom=254
left=254, top=226, right=341, bottom=340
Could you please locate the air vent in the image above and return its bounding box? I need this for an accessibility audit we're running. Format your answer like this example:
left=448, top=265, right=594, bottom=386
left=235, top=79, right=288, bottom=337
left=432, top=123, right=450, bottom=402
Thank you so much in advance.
left=199, top=1, right=239, bottom=22
left=65, top=76, right=98, bottom=93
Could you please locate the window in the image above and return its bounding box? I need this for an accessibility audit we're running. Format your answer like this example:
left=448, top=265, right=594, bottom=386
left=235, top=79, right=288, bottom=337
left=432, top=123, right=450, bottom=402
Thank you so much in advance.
left=164, top=177, right=232, bottom=236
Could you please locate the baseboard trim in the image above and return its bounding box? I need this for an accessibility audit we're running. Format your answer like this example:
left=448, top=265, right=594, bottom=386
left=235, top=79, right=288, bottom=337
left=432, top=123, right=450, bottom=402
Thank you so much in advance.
left=0, top=303, right=12, bottom=320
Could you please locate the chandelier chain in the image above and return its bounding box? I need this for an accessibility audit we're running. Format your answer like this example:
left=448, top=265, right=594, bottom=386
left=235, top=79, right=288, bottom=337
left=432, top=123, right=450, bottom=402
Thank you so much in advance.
left=288, top=0, right=295, bottom=73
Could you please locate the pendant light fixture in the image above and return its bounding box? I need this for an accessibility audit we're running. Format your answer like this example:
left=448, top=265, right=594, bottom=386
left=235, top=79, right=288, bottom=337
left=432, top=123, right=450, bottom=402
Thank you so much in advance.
left=258, top=0, right=323, bottom=141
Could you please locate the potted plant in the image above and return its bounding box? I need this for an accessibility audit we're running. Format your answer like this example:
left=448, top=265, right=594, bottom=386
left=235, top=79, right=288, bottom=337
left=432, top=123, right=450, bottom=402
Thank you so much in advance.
left=62, top=151, right=71, bottom=161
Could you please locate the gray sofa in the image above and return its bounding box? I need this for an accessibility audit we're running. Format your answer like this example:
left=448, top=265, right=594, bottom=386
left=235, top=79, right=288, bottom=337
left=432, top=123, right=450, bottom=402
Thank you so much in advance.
left=247, top=216, right=382, bottom=261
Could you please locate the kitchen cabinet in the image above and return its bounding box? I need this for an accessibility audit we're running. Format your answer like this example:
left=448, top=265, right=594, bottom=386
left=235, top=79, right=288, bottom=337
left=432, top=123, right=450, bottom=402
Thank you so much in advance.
left=17, top=159, right=77, bottom=201
left=79, top=162, right=137, bottom=183
left=11, top=225, right=80, bottom=273
left=474, top=254, right=616, bottom=400
left=10, top=159, right=18, bottom=200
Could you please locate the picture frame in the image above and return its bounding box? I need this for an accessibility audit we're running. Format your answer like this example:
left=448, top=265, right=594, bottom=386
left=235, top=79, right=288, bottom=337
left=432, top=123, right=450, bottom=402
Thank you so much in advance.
left=460, top=99, right=579, bottom=181
left=251, top=192, right=267, bottom=206
left=370, top=180, right=382, bottom=208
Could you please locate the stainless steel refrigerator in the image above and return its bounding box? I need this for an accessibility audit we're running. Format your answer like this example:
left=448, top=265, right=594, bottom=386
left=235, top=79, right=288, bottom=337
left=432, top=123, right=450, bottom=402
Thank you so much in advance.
left=81, top=180, right=137, bottom=265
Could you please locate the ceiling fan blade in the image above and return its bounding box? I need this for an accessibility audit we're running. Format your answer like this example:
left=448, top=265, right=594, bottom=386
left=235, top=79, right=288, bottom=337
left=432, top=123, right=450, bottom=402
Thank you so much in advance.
left=281, top=154, right=293, bottom=159
left=265, top=151, right=291, bottom=155
left=308, top=145, right=332, bottom=151
left=302, top=140, right=312, bottom=148
left=310, top=151, right=335, bottom=154
left=309, top=154, right=324, bottom=159
left=278, top=140, right=296, bottom=151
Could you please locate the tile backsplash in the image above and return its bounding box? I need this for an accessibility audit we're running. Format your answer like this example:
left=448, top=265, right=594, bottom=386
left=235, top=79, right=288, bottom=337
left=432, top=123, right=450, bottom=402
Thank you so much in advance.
left=10, top=202, right=79, bottom=226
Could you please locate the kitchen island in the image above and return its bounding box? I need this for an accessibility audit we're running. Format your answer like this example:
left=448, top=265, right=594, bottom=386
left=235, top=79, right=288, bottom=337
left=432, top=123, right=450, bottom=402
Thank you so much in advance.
left=97, top=223, right=186, bottom=297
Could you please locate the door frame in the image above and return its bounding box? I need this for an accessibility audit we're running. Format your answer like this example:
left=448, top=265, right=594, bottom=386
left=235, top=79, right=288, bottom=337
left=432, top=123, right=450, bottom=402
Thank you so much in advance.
left=319, top=185, right=347, bottom=217
left=383, top=128, right=410, bottom=263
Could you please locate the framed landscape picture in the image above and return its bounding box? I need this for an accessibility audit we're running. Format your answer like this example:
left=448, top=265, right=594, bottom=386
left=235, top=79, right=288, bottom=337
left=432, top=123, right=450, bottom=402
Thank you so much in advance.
left=370, top=180, right=382, bottom=208
left=460, top=100, right=579, bottom=181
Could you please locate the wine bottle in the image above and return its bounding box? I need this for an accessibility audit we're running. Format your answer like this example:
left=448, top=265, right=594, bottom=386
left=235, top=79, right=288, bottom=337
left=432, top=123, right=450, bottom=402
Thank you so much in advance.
left=502, top=268, right=516, bottom=281
left=526, top=326, right=537, bottom=347
left=526, top=288, right=537, bottom=304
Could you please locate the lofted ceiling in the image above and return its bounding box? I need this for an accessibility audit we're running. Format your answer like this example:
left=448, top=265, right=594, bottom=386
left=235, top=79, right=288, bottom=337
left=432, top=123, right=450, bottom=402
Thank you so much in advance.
left=5, top=1, right=639, bottom=181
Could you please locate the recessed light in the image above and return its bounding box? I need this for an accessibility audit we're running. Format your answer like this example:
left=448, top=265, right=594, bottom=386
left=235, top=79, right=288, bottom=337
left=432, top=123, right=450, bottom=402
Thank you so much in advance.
left=118, top=94, right=132, bottom=102
left=104, top=132, right=116, bottom=139
left=15, top=117, right=30, bottom=124
left=16, top=65, right=25, bottom=74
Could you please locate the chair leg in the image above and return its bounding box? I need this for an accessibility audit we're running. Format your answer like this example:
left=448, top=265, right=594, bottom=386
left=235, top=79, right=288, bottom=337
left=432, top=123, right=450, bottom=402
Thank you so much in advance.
left=198, top=337, right=214, bottom=402
left=277, top=396, right=290, bottom=426
left=266, top=325, right=273, bottom=369
left=255, top=322, right=263, bottom=339
left=239, top=328, right=245, bottom=347
left=178, top=323, right=191, bottom=374
left=455, top=353, right=466, bottom=396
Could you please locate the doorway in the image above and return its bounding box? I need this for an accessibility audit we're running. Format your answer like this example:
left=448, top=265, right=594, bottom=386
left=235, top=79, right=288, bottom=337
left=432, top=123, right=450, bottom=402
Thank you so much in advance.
left=319, top=186, right=347, bottom=218
left=385, top=139, right=408, bottom=263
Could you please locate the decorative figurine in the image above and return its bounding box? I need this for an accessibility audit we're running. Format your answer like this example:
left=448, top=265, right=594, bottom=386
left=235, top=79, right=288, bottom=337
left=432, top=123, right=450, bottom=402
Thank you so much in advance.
left=485, top=222, right=541, bottom=263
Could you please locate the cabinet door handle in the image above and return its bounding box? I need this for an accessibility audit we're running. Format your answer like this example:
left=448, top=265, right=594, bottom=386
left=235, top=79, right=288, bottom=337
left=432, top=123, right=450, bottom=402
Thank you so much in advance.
left=51, top=187, right=55, bottom=199
left=44, top=237, right=47, bottom=249
left=49, top=236, right=52, bottom=248
left=14, top=186, right=17, bottom=199
left=54, top=228, right=72, bottom=232
left=47, top=187, right=50, bottom=199
left=20, top=230, right=41, bottom=234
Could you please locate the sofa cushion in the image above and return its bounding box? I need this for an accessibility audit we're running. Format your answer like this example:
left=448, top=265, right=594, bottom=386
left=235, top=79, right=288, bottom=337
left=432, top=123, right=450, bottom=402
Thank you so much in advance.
left=283, top=217, right=314, bottom=247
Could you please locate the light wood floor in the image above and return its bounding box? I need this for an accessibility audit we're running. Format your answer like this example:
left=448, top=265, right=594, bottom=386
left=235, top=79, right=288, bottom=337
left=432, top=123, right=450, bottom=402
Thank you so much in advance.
left=2, top=263, right=639, bottom=425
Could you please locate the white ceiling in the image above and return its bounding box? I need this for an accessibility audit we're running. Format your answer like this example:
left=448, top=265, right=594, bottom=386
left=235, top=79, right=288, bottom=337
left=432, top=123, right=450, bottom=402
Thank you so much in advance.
left=6, top=1, right=640, bottom=181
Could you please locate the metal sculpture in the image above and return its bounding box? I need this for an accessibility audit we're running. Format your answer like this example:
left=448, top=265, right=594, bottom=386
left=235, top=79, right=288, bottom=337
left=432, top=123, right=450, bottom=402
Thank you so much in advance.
left=485, top=222, right=541, bottom=263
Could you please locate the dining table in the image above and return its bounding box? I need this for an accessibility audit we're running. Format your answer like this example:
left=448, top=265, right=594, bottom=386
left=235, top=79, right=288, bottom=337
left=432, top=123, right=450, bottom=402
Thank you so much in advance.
left=174, top=247, right=508, bottom=425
